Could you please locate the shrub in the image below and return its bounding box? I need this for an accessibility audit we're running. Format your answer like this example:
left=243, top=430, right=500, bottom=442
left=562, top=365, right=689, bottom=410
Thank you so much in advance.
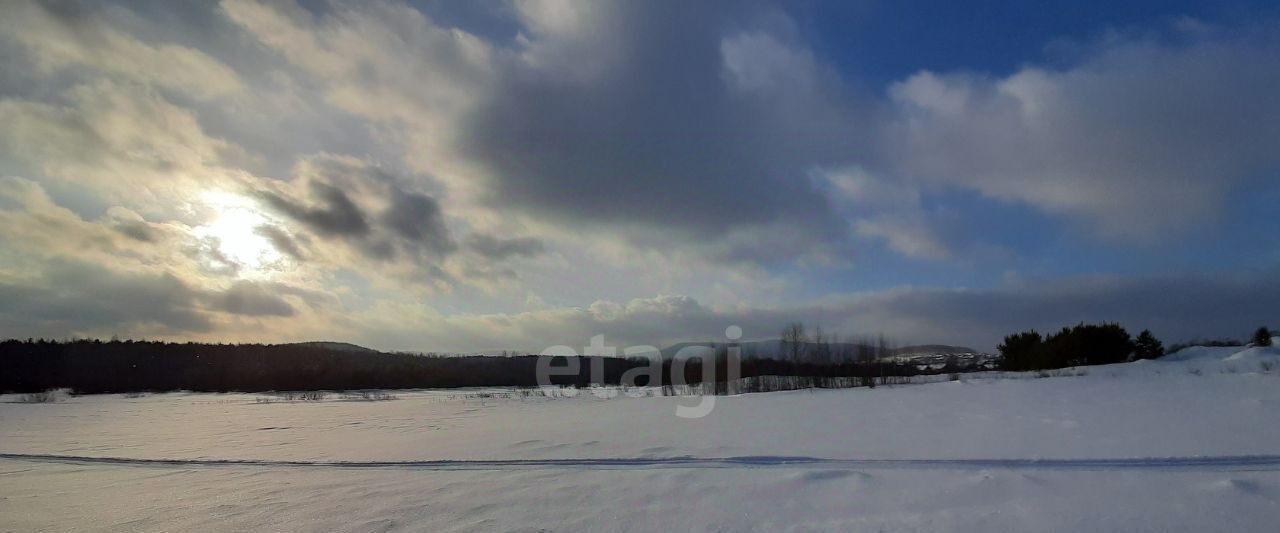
left=340, top=391, right=397, bottom=401
left=19, top=389, right=67, bottom=403
left=301, top=391, right=327, bottom=401
left=271, top=391, right=328, bottom=401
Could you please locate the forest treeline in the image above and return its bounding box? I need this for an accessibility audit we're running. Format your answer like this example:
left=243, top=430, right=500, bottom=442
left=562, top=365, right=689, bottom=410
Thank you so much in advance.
left=0, top=338, right=940, bottom=394
left=997, top=322, right=1274, bottom=371
left=10, top=324, right=1265, bottom=394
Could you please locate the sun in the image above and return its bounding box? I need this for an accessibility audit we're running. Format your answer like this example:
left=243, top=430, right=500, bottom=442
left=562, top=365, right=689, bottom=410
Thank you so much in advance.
left=193, top=191, right=284, bottom=275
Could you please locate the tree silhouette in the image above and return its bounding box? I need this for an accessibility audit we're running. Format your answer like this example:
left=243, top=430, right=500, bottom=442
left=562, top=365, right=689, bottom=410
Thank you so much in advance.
left=780, top=323, right=807, bottom=364
left=1133, top=329, right=1164, bottom=359
left=1253, top=327, right=1274, bottom=347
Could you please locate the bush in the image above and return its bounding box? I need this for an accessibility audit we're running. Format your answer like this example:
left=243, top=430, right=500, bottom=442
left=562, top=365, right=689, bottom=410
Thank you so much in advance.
left=1252, top=327, right=1273, bottom=347
left=271, top=391, right=328, bottom=401
left=340, top=391, right=397, bottom=401
left=19, top=388, right=67, bottom=403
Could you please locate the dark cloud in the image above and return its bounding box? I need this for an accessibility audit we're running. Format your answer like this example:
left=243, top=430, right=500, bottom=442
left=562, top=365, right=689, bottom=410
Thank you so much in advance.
left=253, top=224, right=305, bottom=260
left=0, top=261, right=212, bottom=337
left=0, top=261, right=322, bottom=340
left=255, top=155, right=459, bottom=268
left=406, top=272, right=1280, bottom=353
left=211, top=280, right=295, bottom=317
left=259, top=181, right=370, bottom=238
left=787, top=272, right=1280, bottom=352
left=465, top=234, right=545, bottom=259
left=382, top=191, right=455, bottom=255
left=447, top=2, right=862, bottom=255
left=111, top=219, right=158, bottom=242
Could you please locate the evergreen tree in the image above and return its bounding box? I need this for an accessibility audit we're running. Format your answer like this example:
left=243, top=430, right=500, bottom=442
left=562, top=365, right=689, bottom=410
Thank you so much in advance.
left=1133, top=329, right=1164, bottom=359
left=1252, top=327, right=1274, bottom=347
left=997, top=330, right=1043, bottom=371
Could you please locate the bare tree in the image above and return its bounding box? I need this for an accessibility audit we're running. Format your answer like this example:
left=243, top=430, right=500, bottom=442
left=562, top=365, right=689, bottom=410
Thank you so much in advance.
left=780, top=322, right=807, bottom=364
left=835, top=335, right=855, bottom=363
left=811, top=326, right=832, bottom=365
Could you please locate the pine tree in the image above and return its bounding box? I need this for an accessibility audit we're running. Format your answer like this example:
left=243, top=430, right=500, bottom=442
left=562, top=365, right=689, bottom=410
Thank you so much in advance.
left=1133, top=329, right=1164, bottom=359
left=997, top=330, right=1043, bottom=371
left=1252, top=327, right=1273, bottom=347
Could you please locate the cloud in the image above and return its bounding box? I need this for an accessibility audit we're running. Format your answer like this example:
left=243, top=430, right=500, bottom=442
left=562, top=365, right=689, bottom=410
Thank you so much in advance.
left=881, top=22, right=1280, bottom=239
left=0, top=261, right=343, bottom=340
left=252, top=153, right=458, bottom=263
left=461, top=5, right=859, bottom=252
left=818, top=166, right=953, bottom=260
left=253, top=224, right=306, bottom=260
left=210, top=280, right=296, bottom=317
left=220, top=1, right=1280, bottom=261
left=0, top=81, right=244, bottom=213
left=345, top=271, right=1280, bottom=353
left=0, top=260, right=212, bottom=338
left=0, top=0, right=241, bottom=100
left=0, top=177, right=167, bottom=259
left=465, top=234, right=545, bottom=259
left=104, top=207, right=161, bottom=243
left=852, top=216, right=951, bottom=260
left=223, top=0, right=860, bottom=267
left=823, top=272, right=1280, bottom=352
left=259, top=182, right=370, bottom=238
left=219, top=0, right=491, bottom=123
left=382, top=191, right=455, bottom=255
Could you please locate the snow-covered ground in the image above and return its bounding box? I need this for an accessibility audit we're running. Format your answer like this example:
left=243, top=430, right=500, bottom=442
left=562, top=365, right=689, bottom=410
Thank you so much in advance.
left=2, top=345, right=1279, bottom=531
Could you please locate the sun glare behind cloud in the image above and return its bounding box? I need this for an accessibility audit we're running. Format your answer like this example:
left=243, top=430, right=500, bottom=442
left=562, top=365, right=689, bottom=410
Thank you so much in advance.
left=192, top=191, right=284, bottom=275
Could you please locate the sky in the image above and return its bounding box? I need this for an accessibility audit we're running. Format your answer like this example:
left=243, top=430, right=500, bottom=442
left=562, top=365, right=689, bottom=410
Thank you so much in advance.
left=0, top=0, right=1278, bottom=353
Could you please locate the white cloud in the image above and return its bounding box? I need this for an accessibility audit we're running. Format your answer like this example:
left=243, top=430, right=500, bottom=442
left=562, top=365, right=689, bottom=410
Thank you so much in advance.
left=853, top=216, right=951, bottom=260
left=882, top=23, right=1280, bottom=239
left=0, top=0, right=242, bottom=100
left=817, top=166, right=952, bottom=260
left=0, top=81, right=247, bottom=215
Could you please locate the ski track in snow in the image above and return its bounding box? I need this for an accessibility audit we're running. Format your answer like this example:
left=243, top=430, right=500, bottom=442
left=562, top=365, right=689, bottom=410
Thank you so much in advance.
left=5, top=452, right=1280, bottom=472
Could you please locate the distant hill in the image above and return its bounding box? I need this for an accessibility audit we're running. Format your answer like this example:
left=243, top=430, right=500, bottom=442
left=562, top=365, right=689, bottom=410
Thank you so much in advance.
left=894, top=344, right=980, bottom=356
left=282, top=340, right=981, bottom=361
left=283, top=341, right=379, bottom=353
left=646, top=339, right=979, bottom=361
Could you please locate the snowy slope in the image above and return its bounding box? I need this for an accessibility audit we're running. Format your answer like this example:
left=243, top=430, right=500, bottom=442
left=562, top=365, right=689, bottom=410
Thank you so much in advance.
left=2, top=344, right=1279, bottom=531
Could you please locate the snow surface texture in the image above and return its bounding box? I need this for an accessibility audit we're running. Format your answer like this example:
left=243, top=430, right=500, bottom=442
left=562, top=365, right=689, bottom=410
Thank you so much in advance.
left=2, top=345, right=1279, bottom=531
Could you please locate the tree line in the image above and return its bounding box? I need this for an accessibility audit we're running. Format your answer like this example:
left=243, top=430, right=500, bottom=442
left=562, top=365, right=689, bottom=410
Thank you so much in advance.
left=997, top=323, right=1275, bottom=371
left=0, top=337, right=939, bottom=395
